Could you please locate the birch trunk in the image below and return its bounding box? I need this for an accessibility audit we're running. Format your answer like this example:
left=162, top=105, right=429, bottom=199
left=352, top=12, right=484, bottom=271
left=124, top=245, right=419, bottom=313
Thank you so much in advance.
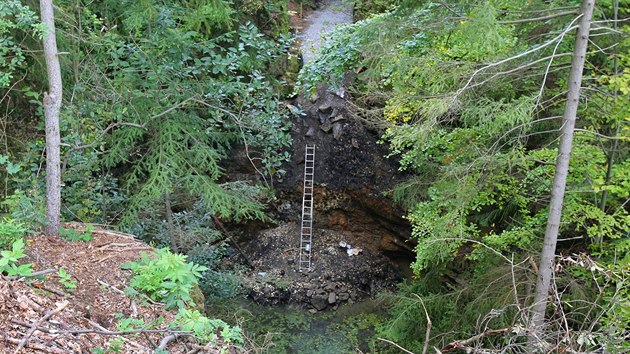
left=41, top=0, right=63, bottom=236
left=530, top=0, right=595, bottom=336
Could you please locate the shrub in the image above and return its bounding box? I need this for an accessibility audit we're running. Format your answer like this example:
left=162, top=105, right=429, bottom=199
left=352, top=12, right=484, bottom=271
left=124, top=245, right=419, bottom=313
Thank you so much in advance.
left=122, top=248, right=208, bottom=309
left=0, top=218, right=26, bottom=251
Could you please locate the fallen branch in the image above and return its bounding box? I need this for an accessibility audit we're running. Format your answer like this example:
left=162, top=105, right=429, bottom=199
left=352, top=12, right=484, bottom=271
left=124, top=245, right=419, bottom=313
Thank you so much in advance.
left=1, top=331, right=66, bottom=354
left=439, top=327, right=512, bottom=353
left=157, top=333, right=191, bottom=350
left=378, top=338, right=415, bottom=354
left=10, top=319, right=192, bottom=336
left=14, top=300, right=69, bottom=353
left=7, top=269, right=57, bottom=280
left=97, top=279, right=159, bottom=305
left=87, top=319, right=147, bottom=350
left=96, top=242, right=143, bottom=249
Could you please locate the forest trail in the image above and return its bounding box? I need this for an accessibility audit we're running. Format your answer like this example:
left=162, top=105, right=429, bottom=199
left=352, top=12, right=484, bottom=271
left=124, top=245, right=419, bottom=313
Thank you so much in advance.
left=300, top=0, right=353, bottom=63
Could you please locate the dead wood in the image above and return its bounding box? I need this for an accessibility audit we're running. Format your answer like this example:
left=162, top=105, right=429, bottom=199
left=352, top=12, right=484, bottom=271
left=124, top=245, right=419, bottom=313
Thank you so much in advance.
left=1, top=332, right=66, bottom=354
left=14, top=300, right=68, bottom=353
left=439, top=327, right=512, bottom=353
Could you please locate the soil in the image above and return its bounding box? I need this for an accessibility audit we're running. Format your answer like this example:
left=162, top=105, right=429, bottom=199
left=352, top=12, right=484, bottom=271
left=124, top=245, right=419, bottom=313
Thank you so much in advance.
left=231, top=88, right=414, bottom=311
left=0, top=224, right=221, bottom=353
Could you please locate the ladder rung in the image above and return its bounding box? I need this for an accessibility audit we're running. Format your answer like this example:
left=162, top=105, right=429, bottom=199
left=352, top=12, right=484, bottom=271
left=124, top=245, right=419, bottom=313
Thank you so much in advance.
left=299, top=144, right=316, bottom=271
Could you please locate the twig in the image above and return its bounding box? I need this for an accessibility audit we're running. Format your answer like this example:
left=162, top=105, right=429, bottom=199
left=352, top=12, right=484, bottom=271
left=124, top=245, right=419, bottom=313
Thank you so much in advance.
left=157, top=333, right=190, bottom=350
left=499, top=9, right=578, bottom=24
left=413, top=294, right=432, bottom=354
left=100, top=246, right=154, bottom=253
left=378, top=337, right=415, bottom=354
left=96, top=279, right=126, bottom=295
left=7, top=269, right=57, bottom=280
left=96, top=242, right=143, bottom=249
left=97, top=279, right=159, bottom=305
left=439, top=327, right=512, bottom=353
left=87, top=319, right=146, bottom=350
left=1, top=331, right=66, bottom=354
left=10, top=319, right=192, bottom=336
left=14, top=300, right=69, bottom=353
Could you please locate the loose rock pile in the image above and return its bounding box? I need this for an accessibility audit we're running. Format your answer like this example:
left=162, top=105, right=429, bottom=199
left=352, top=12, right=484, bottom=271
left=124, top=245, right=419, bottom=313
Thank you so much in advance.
left=242, top=223, right=402, bottom=312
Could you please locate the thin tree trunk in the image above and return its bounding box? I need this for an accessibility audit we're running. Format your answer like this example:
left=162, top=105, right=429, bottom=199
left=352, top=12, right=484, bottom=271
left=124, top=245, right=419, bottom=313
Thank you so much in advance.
left=41, top=0, right=63, bottom=236
left=164, top=194, right=179, bottom=252
left=530, top=0, right=595, bottom=342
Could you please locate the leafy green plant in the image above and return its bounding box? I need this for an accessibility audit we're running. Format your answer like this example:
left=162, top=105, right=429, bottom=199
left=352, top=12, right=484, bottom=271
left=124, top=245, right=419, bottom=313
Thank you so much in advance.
left=0, top=1, right=42, bottom=88
left=1, top=190, right=47, bottom=231
left=114, top=314, right=145, bottom=332
left=171, top=308, right=243, bottom=346
left=57, top=267, right=77, bottom=291
left=0, top=238, right=32, bottom=276
left=0, top=218, right=26, bottom=251
left=59, top=226, right=94, bottom=242
left=122, top=248, right=208, bottom=309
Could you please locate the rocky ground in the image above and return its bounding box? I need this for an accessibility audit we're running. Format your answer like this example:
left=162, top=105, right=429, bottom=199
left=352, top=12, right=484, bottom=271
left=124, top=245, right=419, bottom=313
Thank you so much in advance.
left=232, top=86, right=415, bottom=311
left=241, top=223, right=403, bottom=312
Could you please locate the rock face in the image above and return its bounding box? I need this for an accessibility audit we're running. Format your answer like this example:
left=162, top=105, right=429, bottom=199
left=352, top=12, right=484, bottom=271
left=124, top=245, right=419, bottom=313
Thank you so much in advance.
left=228, top=86, right=414, bottom=311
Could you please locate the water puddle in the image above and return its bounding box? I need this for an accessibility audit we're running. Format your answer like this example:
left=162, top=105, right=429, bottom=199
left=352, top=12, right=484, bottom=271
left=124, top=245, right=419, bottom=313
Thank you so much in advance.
left=215, top=297, right=387, bottom=353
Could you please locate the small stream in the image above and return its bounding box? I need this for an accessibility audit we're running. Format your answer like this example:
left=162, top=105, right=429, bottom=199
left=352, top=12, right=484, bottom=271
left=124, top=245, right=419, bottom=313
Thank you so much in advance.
left=300, top=0, right=353, bottom=63
left=217, top=3, right=395, bottom=353
left=229, top=298, right=388, bottom=353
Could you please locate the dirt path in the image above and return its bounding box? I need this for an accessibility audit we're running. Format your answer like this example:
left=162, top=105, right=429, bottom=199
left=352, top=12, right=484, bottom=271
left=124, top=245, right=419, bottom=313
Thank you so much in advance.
left=300, top=0, right=353, bottom=63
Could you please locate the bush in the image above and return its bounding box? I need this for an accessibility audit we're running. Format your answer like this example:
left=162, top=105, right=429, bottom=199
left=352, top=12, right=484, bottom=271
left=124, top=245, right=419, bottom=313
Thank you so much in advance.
left=122, top=248, right=208, bottom=309
left=0, top=218, right=26, bottom=251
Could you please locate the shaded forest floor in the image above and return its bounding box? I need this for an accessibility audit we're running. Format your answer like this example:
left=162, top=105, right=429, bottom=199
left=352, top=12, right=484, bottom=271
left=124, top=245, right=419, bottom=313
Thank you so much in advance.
left=0, top=225, right=217, bottom=353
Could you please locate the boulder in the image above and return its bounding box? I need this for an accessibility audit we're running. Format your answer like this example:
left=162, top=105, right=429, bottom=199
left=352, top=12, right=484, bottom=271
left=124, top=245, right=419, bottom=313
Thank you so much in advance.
left=328, top=292, right=337, bottom=304
left=311, top=295, right=328, bottom=311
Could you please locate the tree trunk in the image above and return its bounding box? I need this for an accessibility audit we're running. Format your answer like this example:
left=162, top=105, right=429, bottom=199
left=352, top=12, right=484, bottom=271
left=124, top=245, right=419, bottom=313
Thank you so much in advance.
left=41, top=0, right=63, bottom=236
left=164, top=194, right=180, bottom=252
left=530, top=0, right=595, bottom=338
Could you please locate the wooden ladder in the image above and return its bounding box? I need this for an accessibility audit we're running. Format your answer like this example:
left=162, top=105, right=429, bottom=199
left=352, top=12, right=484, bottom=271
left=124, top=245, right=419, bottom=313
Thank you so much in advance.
left=298, top=144, right=315, bottom=271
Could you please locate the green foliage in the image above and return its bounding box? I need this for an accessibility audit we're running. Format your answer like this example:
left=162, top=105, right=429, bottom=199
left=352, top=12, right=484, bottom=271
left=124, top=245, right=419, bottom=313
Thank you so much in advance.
left=353, top=0, right=402, bottom=20
left=0, top=0, right=41, bottom=88
left=301, top=0, right=629, bottom=350
left=0, top=238, right=32, bottom=276
left=126, top=200, right=245, bottom=301
left=57, top=267, right=77, bottom=291
left=1, top=190, right=46, bottom=231
left=0, top=217, right=26, bottom=251
left=171, top=308, right=243, bottom=346
left=114, top=314, right=145, bottom=332
left=122, top=248, right=208, bottom=309
left=59, top=226, right=94, bottom=242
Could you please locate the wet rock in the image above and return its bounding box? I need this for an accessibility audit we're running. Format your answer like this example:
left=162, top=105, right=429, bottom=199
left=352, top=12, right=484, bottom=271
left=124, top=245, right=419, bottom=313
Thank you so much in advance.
left=330, top=114, right=345, bottom=123
left=311, top=295, right=328, bottom=311
left=305, top=126, right=316, bottom=137
left=332, top=123, right=343, bottom=140
left=318, top=103, right=332, bottom=113
left=328, top=292, right=337, bottom=304
left=321, top=121, right=333, bottom=133
left=318, top=111, right=330, bottom=124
